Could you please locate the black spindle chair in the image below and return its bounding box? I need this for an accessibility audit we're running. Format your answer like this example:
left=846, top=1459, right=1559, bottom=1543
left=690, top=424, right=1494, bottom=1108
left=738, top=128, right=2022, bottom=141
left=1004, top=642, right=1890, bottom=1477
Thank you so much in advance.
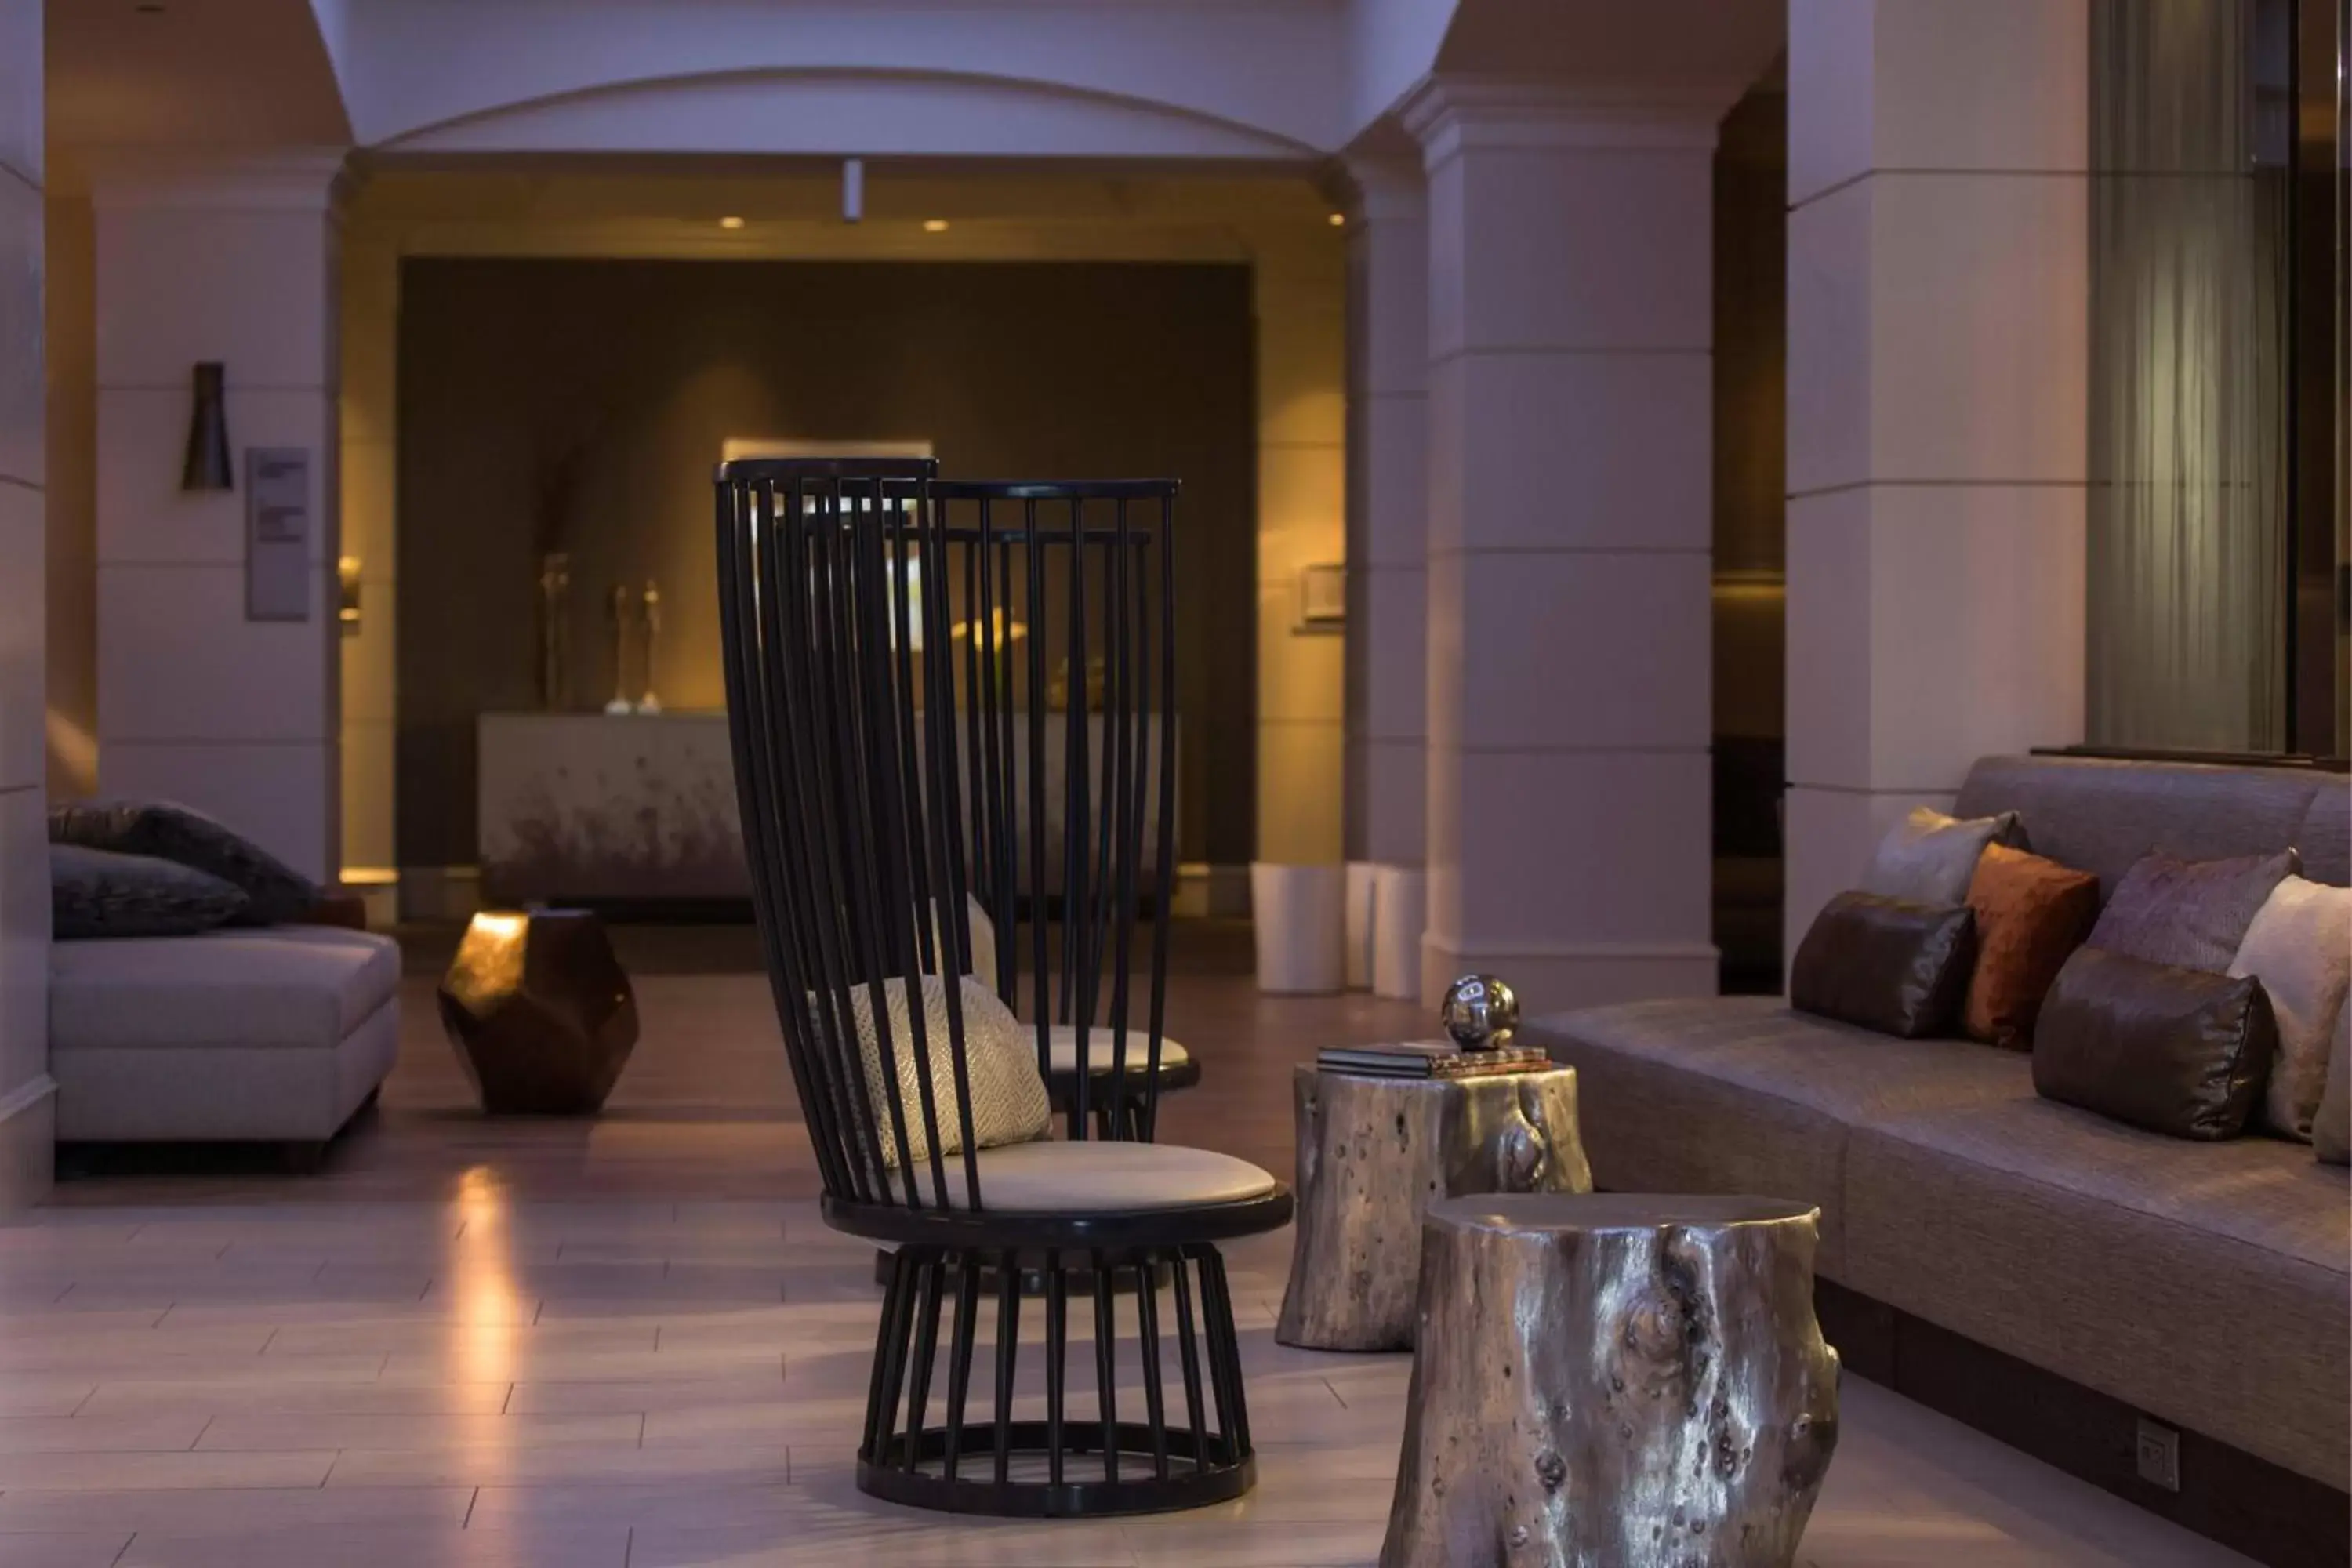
left=936, top=480, right=1203, bottom=1142
left=715, top=458, right=1290, bottom=1516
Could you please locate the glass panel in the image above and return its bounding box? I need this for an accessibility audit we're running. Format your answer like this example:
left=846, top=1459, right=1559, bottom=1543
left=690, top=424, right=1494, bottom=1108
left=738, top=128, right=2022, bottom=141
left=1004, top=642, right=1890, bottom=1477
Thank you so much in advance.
left=2336, top=0, right=2350, bottom=756
left=2085, top=0, right=2292, bottom=752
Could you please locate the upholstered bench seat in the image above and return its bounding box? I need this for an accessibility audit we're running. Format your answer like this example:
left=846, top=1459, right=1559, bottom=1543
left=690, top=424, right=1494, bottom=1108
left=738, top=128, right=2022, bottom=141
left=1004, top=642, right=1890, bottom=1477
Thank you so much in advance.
left=50, top=927, right=402, bottom=1144
left=1530, top=994, right=2024, bottom=1276
left=1533, top=991, right=2352, bottom=1490
left=1846, top=1095, right=2349, bottom=1484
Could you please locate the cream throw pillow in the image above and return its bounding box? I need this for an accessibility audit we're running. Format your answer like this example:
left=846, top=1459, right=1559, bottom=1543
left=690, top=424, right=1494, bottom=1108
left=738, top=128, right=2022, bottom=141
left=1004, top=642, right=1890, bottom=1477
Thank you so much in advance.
left=2228, top=875, right=2352, bottom=1142
left=1860, top=807, right=2024, bottom=908
left=2313, top=1007, right=2350, bottom=1166
left=837, top=974, right=1049, bottom=1168
left=925, top=895, right=999, bottom=987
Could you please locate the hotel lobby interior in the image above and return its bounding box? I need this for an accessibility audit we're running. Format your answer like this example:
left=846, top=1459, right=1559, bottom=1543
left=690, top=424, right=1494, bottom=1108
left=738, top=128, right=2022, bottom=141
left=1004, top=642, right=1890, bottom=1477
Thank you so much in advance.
left=0, top=1, right=2347, bottom=1564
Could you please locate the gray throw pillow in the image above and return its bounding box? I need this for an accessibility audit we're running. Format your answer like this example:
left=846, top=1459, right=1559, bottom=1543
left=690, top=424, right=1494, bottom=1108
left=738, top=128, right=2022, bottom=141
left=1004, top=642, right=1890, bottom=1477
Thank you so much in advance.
left=50, top=800, right=318, bottom=926
left=51, top=844, right=250, bottom=939
left=2088, top=849, right=2299, bottom=975
left=1860, top=807, right=2024, bottom=907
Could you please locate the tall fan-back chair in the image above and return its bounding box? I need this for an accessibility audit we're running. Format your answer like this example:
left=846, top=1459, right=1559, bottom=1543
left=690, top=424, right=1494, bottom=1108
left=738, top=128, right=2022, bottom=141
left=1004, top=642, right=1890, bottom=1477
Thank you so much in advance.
left=935, top=479, right=1203, bottom=1141
left=715, top=457, right=1290, bottom=1515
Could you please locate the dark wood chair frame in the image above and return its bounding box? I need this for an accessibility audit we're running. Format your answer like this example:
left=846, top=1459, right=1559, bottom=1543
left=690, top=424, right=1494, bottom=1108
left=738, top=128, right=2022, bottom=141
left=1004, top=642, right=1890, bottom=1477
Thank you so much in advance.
left=714, top=458, right=1290, bottom=1517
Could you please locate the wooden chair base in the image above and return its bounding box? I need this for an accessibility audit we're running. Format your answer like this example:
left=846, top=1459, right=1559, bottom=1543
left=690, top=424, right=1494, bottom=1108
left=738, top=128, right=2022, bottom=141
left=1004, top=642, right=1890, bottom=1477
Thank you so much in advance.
left=858, top=1242, right=1256, bottom=1517
left=870, top=1248, right=1173, bottom=1295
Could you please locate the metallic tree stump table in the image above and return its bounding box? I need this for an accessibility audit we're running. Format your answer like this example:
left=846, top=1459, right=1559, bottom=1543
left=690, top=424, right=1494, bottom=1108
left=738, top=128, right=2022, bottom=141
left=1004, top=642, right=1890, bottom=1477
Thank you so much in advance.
left=1275, top=1062, right=1590, bottom=1352
left=1381, top=1195, right=1842, bottom=1568
left=437, top=909, right=640, bottom=1115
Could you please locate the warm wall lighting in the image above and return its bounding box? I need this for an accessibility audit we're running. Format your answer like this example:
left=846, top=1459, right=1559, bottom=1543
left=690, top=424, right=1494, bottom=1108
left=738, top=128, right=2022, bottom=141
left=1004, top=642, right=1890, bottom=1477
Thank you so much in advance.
left=1328, top=212, right=1346, bottom=227
left=950, top=610, right=1029, bottom=644
left=923, top=219, right=950, bottom=234
left=718, top=215, right=746, bottom=230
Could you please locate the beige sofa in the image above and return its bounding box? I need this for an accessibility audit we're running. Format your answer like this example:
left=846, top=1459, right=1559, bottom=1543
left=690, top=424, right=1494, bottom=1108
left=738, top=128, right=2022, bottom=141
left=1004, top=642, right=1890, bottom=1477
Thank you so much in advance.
left=1526, top=755, right=2350, bottom=1568
left=50, top=925, right=402, bottom=1163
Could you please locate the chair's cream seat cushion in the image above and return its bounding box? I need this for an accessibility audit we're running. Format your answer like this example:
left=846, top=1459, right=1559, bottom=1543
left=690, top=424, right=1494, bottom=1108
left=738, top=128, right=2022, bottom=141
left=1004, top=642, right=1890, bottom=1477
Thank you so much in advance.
left=931, top=1138, right=1275, bottom=1213
left=1044, top=1027, right=1191, bottom=1075
left=51, top=927, right=401, bottom=1052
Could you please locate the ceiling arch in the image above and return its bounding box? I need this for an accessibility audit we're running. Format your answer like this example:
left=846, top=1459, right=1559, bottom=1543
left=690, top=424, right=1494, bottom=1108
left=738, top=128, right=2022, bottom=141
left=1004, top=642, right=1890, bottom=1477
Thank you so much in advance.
left=376, top=65, right=1324, bottom=163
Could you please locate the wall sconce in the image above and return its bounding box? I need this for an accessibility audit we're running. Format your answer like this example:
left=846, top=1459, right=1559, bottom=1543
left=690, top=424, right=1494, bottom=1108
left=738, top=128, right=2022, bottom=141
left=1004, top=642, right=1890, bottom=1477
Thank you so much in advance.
left=1297, top=562, right=1346, bottom=632
left=180, top=361, right=233, bottom=491
left=338, top=556, right=363, bottom=637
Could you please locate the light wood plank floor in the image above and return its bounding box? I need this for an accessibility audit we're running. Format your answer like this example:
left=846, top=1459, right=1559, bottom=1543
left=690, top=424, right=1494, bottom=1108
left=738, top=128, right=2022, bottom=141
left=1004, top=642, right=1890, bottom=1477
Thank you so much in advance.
left=5, top=924, right=2251, bottom=1566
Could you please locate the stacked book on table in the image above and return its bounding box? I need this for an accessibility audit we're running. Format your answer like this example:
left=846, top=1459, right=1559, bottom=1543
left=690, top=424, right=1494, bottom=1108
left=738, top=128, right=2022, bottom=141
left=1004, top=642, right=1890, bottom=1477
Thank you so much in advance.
left=1315, top=1041, right=1550, bottom=1079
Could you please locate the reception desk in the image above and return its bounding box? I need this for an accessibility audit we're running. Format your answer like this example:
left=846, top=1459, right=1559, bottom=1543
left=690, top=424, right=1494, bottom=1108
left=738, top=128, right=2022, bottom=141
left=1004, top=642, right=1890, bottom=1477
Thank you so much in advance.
left=477, top=711, right=1173, bottom=906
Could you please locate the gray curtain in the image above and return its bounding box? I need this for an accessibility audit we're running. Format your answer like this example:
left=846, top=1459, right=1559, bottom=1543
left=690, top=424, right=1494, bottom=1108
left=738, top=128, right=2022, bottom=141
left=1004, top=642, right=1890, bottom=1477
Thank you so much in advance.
left=2087, top=0, right=2289, bottom=752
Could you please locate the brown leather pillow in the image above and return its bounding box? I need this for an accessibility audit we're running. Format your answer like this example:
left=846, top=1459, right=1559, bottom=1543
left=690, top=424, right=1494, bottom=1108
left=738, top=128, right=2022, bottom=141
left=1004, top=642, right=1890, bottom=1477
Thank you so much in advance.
left=2033, top=947, right=2278, bottom=1140
left=1791, top=892, right=1977, bottom=1039
left=1963, top=844, right=2100, bottom=1048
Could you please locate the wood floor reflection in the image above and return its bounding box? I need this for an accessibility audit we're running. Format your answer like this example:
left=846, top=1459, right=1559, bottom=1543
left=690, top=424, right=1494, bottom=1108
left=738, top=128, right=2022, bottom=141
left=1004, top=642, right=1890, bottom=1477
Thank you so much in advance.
left=5, top=922, right=2251, bottom=1566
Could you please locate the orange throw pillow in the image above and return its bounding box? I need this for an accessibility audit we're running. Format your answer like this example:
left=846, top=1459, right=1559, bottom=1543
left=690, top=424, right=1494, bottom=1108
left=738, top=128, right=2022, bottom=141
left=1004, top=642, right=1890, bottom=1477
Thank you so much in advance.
left=1965, top=843, right=2100, bottom=1047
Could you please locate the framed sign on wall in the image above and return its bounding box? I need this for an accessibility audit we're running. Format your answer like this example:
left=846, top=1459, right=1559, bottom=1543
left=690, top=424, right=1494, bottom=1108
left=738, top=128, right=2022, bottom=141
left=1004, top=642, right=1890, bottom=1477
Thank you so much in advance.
left=245, top=447, right=311, bottom=622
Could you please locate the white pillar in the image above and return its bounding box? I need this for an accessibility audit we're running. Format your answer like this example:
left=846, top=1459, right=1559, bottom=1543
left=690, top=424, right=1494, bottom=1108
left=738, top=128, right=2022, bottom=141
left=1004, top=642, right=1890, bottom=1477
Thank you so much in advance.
left=1406, top=82, right=1721, bottom=1012
left=1343, top=158, right=1429, bottom=873
left=90, top=151, right=349, bottom=884
left=0, top=0, right=50, bottom=1207
left=1253, top=237, right=1348, bottom=868
left=1343, top=156, right=1430, bottom=996
left=1783, top=0, right=2089, bottom=964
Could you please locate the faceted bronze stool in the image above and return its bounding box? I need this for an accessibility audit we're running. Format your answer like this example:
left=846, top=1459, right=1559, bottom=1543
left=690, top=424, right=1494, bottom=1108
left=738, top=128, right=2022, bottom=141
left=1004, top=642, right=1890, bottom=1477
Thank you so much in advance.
left=1276, top=1062, right=1589, bottom=1351
left=437, top=909, right=639, bottom=1114
left=1381, top=1195, right=1841, bottom=1568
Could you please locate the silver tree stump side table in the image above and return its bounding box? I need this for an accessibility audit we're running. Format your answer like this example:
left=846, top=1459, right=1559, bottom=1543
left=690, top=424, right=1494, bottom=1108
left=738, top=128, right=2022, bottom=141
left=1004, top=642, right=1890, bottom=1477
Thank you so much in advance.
left=1381, top=1194, right=1841, bottom=1568
left=1275, top=1063, right=1591, bottom=1352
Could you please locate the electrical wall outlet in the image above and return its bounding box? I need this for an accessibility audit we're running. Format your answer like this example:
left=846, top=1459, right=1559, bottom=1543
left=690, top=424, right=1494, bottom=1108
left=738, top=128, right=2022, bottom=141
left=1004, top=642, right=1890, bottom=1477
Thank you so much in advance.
left=2136, top=1418, right=2182, bottom=1492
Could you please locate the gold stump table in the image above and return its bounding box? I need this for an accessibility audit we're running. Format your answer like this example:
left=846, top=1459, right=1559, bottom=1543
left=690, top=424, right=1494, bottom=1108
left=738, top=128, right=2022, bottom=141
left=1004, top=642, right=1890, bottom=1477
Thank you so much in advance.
left=1381, top=1194, right=1842, bottom=1568
left=1274, top=1062, right=1590, bottom=1352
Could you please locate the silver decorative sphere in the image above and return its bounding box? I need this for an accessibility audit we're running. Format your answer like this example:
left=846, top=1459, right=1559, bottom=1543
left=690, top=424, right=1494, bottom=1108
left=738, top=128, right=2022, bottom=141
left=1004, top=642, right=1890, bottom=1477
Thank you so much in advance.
left=1440, top=973, right=1519, bottom=1052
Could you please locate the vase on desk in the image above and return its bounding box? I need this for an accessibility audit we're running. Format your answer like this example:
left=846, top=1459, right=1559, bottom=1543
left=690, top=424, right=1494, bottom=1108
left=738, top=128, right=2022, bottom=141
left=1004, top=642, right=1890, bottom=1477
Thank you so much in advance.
left=636, top=580, right=663, bottom=714
left=604, top=585, right=633, bottom=715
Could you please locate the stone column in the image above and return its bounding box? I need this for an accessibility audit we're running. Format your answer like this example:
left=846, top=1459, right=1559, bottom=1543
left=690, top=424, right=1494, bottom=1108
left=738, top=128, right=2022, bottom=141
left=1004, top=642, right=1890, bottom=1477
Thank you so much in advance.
left=89, top=151, right=349, bottom=884
left=1407, top=82, right=1720, bottom=1011
left=1342, top=157, right=1429, bottom=996
left=0, top=0, right=49, bottom=1207
left=1782, top=0, right=2089, bottom=963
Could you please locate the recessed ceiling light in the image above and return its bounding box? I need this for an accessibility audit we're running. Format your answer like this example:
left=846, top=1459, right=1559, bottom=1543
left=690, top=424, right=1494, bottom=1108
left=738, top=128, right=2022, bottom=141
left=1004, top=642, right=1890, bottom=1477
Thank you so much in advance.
left=1328, top=212, right=1346, bottom=227
left=923, top=219, right=950, bottom=234
left=718, top=216, right=746, bottom=230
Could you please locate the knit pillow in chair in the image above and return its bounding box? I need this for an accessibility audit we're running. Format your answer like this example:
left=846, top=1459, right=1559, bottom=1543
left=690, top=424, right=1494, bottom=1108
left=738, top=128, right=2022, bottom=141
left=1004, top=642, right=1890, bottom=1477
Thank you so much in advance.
left=837, top=975, right=1051, bottom=1169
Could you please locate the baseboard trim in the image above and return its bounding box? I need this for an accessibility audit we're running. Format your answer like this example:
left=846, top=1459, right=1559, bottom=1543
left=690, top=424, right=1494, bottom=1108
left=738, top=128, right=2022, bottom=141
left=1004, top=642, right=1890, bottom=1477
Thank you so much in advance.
left=0, top=1074, right=57, bottom=1210
left=1816, top=1278, right=2349, bottom=1568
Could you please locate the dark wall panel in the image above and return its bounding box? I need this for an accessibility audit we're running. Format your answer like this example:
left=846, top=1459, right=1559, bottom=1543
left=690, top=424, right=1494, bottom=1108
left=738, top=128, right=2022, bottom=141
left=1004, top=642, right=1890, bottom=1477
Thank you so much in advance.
left=396, top=257, right=1258, bottom=871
